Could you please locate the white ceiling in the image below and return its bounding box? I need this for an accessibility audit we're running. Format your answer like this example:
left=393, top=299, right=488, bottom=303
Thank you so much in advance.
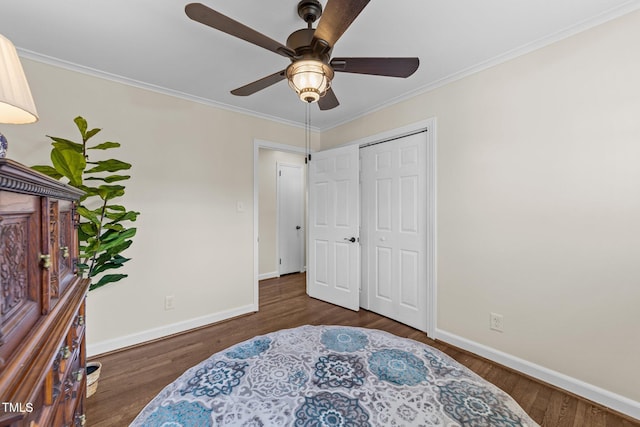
left=3, top=0, right=639, bottom=130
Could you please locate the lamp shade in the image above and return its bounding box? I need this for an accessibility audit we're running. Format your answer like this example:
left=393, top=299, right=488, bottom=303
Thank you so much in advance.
left=0, top=34, right=38, bottom=124
left=286, top=59, right=334, bottom=103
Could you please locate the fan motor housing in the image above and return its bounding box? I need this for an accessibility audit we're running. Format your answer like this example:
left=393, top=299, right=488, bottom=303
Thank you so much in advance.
left=286, top=29, right=314, bottom=52
left=287, top=28, right=332, bottom=62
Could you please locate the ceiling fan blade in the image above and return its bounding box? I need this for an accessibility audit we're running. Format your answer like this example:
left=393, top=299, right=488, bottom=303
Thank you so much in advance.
left=230, top=70, right=287, bottom=96
left=185, top=3, right=295, bottom=59
left=318, top=87, right=340, bottom=110
left=330, top=57, right=419, bottom=78
left=313, top=0, right=370, bottom=52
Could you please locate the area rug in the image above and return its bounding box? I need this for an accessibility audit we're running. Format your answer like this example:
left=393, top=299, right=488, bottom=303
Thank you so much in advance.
left=130, top=325, right=539, bottom=426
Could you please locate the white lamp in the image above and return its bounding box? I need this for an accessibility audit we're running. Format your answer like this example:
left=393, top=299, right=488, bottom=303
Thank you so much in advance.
left=0, top=34, right=39, bottom=158
left=286, top=59, right=334, bottom=103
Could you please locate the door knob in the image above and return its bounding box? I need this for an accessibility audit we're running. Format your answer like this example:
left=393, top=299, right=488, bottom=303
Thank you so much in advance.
left=296, top=226, right=301, bottom=230
left=344, top=237, right=356, bottom=243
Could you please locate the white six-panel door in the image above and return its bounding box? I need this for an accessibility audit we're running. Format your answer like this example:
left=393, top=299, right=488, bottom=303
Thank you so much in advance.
left=307, top=145, right=360, bottom=311
left=360, top=132, right=427, bottom=331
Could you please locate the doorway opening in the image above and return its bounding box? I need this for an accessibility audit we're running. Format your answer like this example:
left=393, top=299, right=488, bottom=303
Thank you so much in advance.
left=254, top=140, right=308, bottom=310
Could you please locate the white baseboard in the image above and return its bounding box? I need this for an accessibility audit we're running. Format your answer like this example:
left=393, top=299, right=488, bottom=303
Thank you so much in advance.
left=87, top=304, right=256, bottom=358
left=258, top=271, right=279, bottom=280
left=434, top=328, right=640, bottom=421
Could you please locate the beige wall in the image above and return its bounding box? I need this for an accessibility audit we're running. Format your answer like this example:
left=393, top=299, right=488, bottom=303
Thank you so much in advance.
left=322, top=10, right=640, bottom=404
left=258, top=149, right=306, bottom=277
left=5, top=59, right=317, bottom=355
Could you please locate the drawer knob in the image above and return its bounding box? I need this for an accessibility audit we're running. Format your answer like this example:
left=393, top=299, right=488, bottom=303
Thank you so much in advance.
left=61, top=346, right=71, bottom=360
left=76, top=315, right=85, bottom=326
left=40, top=253, right=51, bottom=269
left=74, top=369, right=84, bottom=382
left=61, top=246, right=70, bottom=259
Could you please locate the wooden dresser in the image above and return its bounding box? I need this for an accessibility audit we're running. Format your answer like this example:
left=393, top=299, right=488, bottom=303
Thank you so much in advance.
left=0, top=159, right=90, bottom=427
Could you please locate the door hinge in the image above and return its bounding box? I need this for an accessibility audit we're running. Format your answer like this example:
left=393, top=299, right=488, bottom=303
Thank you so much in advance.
left=279, top=170, right=282, bottom=176
left=279, top=258, right=282, bottom=265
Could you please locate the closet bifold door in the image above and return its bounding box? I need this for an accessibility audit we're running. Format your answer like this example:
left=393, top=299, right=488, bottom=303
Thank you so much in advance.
left=0, top=191, right=43, bottom=371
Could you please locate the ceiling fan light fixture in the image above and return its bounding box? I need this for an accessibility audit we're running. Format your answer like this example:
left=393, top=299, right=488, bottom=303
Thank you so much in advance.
left=286, top=59, right=334, bottom=103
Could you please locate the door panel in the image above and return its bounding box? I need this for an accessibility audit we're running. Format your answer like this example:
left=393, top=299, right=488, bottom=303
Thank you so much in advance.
left=361, top=132, right=427, bottom=331
left=308, top=145, right=359, bottom=311
left=278, top=163, right=304, bottom=275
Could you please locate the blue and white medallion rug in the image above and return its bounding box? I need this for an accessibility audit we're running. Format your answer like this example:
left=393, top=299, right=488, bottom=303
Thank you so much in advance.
left=130, top=325, right=539, bottom=426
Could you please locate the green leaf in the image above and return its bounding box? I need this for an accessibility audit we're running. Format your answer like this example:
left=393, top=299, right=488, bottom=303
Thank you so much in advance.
left=111, top=254, right=131, bottom=264
left=104, top=228, right=136, bottom=245
left=51, top=149, right=85, bottom=186
left=85, top=175, right=130, bottom=183
left=32, top=165, right=63, bottom=180
left=88, top=141, right=120, bottom=150
left=74, top=116, right=88, bottom=138
left=99, top=237, right=136, bottom=254
left=105, top=239, right=133, bottom=256
left=90, top=274, right=128, bottom=291
left=91, top=256, right=131, bottom=276
left=97, top=184, right=125, bottom=201
left=49, top=137, right=83, bottom=153
left=78, top=228, right=90, bottom=243
left=80, top=222, right=98, bottom=236
left=83, top=239, right=100, bottom=254
left=106, top=205, right=126, bottom=212
left=78, top=185, right=101, bottom=198
left=99, top=229, right=121, bottom=243
left=90, top=262, right=123, bottom=277
left=85, top=159, right=131, bottom=174
left=85, top=127, right=101, bottom=141
left=103, top=223, right=124, bottom=231
left=105, top=210, right=139, bottom=222
left=76, top=206, right=101, bottom=225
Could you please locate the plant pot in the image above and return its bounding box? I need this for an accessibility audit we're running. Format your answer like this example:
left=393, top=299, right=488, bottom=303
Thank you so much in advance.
left=86, top=362, right=102, bottom=398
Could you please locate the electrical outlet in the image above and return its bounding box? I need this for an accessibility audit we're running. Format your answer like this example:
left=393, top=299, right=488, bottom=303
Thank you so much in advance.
left=490, top=312, right=504, bottom=332
left=165, top=295, right=175, bottom=311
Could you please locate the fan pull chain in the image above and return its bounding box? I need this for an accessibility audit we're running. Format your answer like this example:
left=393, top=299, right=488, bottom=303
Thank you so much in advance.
left=305, top=101, right=311, bottom=163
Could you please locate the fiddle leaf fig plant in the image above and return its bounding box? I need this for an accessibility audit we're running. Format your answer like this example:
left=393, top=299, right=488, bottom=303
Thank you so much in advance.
left=32, top=116, right=139, bottom=291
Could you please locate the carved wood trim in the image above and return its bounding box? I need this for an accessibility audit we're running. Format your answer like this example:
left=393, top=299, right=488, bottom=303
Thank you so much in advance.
left=49, top=201, right=60, bottom=300
left=0, top=159, right=84, bottom=201
left=0, top=218, right=28, bottom=318
left=41, top=197, right=51, bottom=315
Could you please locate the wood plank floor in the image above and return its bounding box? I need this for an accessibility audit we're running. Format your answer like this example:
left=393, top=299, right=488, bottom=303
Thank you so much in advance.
left=86, top=273, right=639, bottom=426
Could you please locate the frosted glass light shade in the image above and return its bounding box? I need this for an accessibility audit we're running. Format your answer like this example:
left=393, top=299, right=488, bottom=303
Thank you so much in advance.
left=0, top=34, right=38, bottom=124
left=286, top=59, right=333, bottom=103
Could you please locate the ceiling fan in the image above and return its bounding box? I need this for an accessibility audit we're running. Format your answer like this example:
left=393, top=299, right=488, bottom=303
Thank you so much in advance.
left=185, top=0, right=419, bottom=110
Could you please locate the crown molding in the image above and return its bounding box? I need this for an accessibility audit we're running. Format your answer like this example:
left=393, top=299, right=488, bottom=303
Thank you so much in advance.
left=321, top=0, right=640, bottom=132
left=17, top=49, right=321, bottom=133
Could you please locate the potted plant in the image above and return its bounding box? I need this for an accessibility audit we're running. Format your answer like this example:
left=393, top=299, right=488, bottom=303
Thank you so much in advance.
left=32, top=116, right=139, bottom=396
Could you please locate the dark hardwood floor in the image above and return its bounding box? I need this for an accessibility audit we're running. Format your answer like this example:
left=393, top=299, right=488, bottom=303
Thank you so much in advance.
left=86, top=273, right=639, bottom=426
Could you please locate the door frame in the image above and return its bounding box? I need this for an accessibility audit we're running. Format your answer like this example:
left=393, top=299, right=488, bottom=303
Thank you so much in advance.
left=344, top=117, right=437, bottom=337
left=253, top=139, right=310, bottom=311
